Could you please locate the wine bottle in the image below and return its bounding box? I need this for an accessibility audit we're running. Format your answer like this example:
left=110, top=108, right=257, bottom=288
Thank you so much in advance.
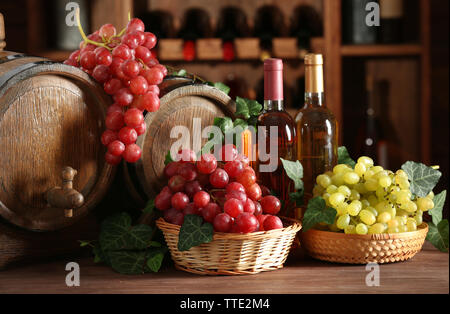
left=216, top=6, right=250, bottom=62
left=254, top=6, right=287, bottom=60
left=379, top=0, right=404, bottom=43
left=254, top=59, right=297, bottom=217
left=290, top=5, right=323, bottom=58
left=139, top=10, right=175, bottom=40
left=342, top=0, right=377, bottom=44
left=295, top=54, right=338, bottom=201
left=178, top=8, right=213, bottom=61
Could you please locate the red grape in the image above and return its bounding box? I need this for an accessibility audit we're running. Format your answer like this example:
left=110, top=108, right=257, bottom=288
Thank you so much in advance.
left=99, top=23, right=116, bottom=40
left=246, top=184, right=262, bottom=201
left=69, top=50, right=81, bottom=61
left=225, top=190, right=247, bottom=204
left=92, top=64, right=111, bottom=83
left=224, top=199, right=244, bottom=218
left=236, top=154, right=250, bottom=168
left=260, top=196, right=282, bottom=215
left=112, top=44, right=132, bottom=60
left=213, top=213, right=233, bottom=233
left=254, top=201, right=263, bottom=216
left=178, top=162, right=197, bottom=182
left=147, top=84, right=160, bottom=95
left=197, top=173, right=210, bottom=187
left=123, top=144, right=142, bottom=163
left=135, top=46, right=152, bottom=64
left=221, top=144, right=238, bottom=162
left=193, top=191, right=210, bottom=209
left=154, top=63, right=167, bottom=76
left=108, top=140, right=125, bottom=156
left=118, top=127, right=138, bottom=145
left=202, top=203, right=221, bottom=223
left=124, top=108, right=144, bottom=128
left=235, top=213, right=258, bottom=233
left=197, top=154, right=218, bottom=174
left=95, top=47, right=112, bottom=66
left=243, top=199, right=256, bottom=214
left=172, top=212, right=185, bottom=226
left=105, top=152, right=122, bottom=165
left=164, top=162, right=180, bottom=178
left=185, top=180, right=202, bottom=199
left=257, top=215, right=269, bottom=231
left=64, top=59, right=78, bottom=66
left=133, top=92, right=159, bottom=112
left=134, top=121, right=147, bottom=135
left=114, top=88, right=134, bottom=106
left=164, top=208, right=178, bottom=223
left=106, top=104, right=123, bottom=115
left=143, top=32, right=157, bottom=50
left=171, top=192, right=189, bottom=211
left=104, top=78, right=123, bottom=95
left=236, top=167, right=257, bottom=189
left=122, top=32, right=140, bottom=49
left=129, top=76, right=148, bottom=95
left=141, top=67, right=164, bottom=85
left=127, top=18, right=145, bottom=34
left=226, top=182, right=245, bottom=194
left=260, top=185, right=271, bottom=197
left=224, top=160, right=244, bottom=178
left=263, top=216, right=283, bottom=231
left=105, top=111, right=124, bottom=131
left=183, top=203, right=201, bottom=216
left=121, top=59, right=141, bottom=78
left=210, top=168, right=229, bottom=188
left=101, top=130, right=118, bottom=146
left=175, top=149, right=196, bottom=163
left=80, top=51, right=96, bottom=69
left=155, top=189, right=172, bottom=211
left=168, top=175, right=186, bottom=193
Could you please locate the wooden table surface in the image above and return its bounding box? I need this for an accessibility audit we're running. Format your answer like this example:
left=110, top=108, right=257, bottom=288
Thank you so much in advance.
left=0, top=242, right=447, bottom=294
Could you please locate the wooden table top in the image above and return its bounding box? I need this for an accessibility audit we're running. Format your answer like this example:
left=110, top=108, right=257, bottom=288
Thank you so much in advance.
left=0, top=242, right=447, bottom=294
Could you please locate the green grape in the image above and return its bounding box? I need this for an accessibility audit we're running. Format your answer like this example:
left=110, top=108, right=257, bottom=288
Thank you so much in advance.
left=395, top=169, right=408, bottom=179
left=324, top=171, right=334, bottom=178
left=347, top=200, right=362, bottom=216
left=353, top=182, right=367, bottom=194
left=363, top=170, right=375, bottom=180
left=329, top=192, right=346, bottom=207
left=350, top=189, right=360, bottom=201
left=398, top=225, right=408, bottom=233
left=400, top=201, right=417, bottom=213
left=387, top=227, right=399, bottom=234
left=356, top=223, right=369, bottom=235
left=357, top=156, right=374, bottom=167
left=427, top=191, right=435, bottom=199
left=326, top=184, right=338, bottom=194
left=395, top=215, right=407, bottom=225
left=387, top=219, right=399, bottom=228
left=371, top=166, right=384, bottom=174
left=365, top=178, right=378, bottom=191
left=396, top=190, right=411, bottom=204
left=377, top=212, right=392, bottom=224
left=365, top=206, right=378, bottom=217
left=373, top=170, right=388, bottom=180
left=389, top=186, right=401, bottom=194
left=368, top=223, right=386, bottom=234
left=337, top=214, right=351, bottom=230
left=388, top=192, right=397, bottom=203
left=382, top=202, right=396, bottom=217
left=344, top=225, right=356, bottom=234
left=317, top=174, right=332, bottom=188
left=414, top=213, right=423, bottom=225
left=376, top=187, right=386, bottom=199
left=398, top=178, right=410, bottom=190
left=378, top=176, right=392, bottom=188
left=333, top=164, right=351, bottom=175
left=406, top=219, right=417, bottom=232
left=336, top=202, right=348, bottom=215
left=322, top=192, right=331, bottom=206
left=354, top=163, right=367, bottom=177
left=343, top=172, right=360, bottom=185
left=416, top=197, right=434, bottom=212
left=361, top=199, right=370, bottom=208
left=331, top=173, right=345, bottom=186
left=360, top=209, right=376, bottom=225
left=338, top=185, right=351, bottom=198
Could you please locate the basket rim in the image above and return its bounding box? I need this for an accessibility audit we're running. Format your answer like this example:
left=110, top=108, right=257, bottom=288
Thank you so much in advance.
left=156, top=216, right=302, bottom=240
left=303, top=223, right=429, bottom=240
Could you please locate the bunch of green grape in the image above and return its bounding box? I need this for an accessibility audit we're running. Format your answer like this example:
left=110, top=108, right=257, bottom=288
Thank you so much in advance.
left=313, top=156, right=435, bottom=235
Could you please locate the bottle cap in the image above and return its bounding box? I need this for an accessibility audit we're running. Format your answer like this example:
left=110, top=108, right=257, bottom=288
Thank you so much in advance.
left=264, top=58, right=283, bottom=101
left=304, top=54, right=323, bottom=65
left=264, top=58, right=283, bottom=71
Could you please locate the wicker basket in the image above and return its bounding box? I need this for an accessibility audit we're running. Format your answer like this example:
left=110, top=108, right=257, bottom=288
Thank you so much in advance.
left=302, top=223, right=429, bottom=264
left=156, top=217, right=302, bottom=275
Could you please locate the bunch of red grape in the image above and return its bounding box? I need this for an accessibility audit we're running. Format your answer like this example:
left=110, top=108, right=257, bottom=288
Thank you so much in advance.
left=64, top=18, right=167, bottom=165
left=155, top=146, right=284, bottom=233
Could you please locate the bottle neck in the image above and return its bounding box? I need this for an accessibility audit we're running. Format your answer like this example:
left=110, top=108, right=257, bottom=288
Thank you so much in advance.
left=304, top=92, right=324, bottom=108
left=304, top=63, right=324, bottom=108
left=264, top=100, right=284, bottom=111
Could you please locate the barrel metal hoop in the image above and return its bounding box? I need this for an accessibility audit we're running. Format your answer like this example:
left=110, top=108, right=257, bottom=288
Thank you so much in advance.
left=0, top=53, right=26, bottom=65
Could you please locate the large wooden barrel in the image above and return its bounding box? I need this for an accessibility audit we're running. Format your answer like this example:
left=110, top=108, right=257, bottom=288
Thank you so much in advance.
left=0, top=51, right=114, bottom=231
left=124, top=77, right=235, bottom=204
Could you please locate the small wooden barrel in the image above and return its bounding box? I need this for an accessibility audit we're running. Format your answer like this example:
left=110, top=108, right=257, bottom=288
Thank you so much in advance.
left=124, top=77, right=235, bottom=204
left=0, top=51, right=114, bottom=231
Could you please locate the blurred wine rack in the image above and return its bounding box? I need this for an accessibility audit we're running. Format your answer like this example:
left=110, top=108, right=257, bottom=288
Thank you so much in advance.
left=0, top=0, right=437, bottom=168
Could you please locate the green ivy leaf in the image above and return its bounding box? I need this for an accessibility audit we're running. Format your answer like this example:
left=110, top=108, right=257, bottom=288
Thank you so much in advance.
left=178, top=215, right=214, bottom=251
left=108, top=251, right=148, bottom=275
left=235, top=97, right=250, bottom=120
left=401, top=161, right=442, bottom=197
left=280, top=158, right=304, bottom=191
left=172, top=69, right=187, bottom=77
left=233, top=118, right=248, bottom=130
left=289, top=191, right=304, bottom=207
left=338, top=146, right=356, bottom=168
left=213, top=82, right=230, bottom=95
left=99, top=213, right=153, bottom=251
left=247, top=99, right=262, bottom=117
left=213, top=117, right=233, bottom=135
left=93, top=245, right=110, bottom=265
left=164, top=151, right=173, bottom=165
left=146, top=248, right=167, bottom=272
left=143, top=199, right=155, bottom=215
left=426, top=220, right=449, bottom=253
left=149, top=241, right=162, bottom=248
left=302, top=197, right=337, bottom=232
left=429, top=190, right=447, bottom=225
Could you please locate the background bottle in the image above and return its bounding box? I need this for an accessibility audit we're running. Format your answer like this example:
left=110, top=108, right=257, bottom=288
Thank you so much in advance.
left=254, top=6, right=287, bottom=60
left=178, top=8, right=212, bottom=61
left=139, top=10, right=175, bottom=40
left=290, top=5, right=323, bottom=58
left=342, top=0, right=378, bottom=44
left=295, top=54, right=338, bottom=202
left=379, top=0, right=404, bottom=43
left=255, top=58, right=297, bottom=217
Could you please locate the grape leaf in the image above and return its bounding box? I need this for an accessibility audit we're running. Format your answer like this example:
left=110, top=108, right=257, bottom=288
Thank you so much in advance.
left=401, top=161, right=442, bottom=197
left=280, top=158, right=304, bottom=191
left=178, top=215, right=214, bottom=251
left=99, top=213, right=153, bottom=251
left=213, top=82, right=230, bottom=95
left=247, top=99, right=262, bottom=117
left=302, top=197, right=337, bottom=232
left=426, top=220, right=449, bottom=253
left=235, top=97, right=251, bottom=120
left=289, top=191, right=304, bottom=207
left=93, top=245, right=110, bottom=265
left=146, top=248, right=167, bottom=272
left=338, top=146, right=356, bottom=168
left=164, top=151, right=173, bottom=165
left=233, top=118, right=248, bottom=130
left=213, top=117, right=233, bottom=134
left=143, top=199, right=155, bottom=215
left=429, top=190, right=447, bottom=225
left=108, top=251, right=148, bottom=275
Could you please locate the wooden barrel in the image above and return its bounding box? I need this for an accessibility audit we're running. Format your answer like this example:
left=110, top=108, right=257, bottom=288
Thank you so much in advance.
left=0, top=51, right=114, bottom=231
left=124, top=78, right=235, bottom=205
